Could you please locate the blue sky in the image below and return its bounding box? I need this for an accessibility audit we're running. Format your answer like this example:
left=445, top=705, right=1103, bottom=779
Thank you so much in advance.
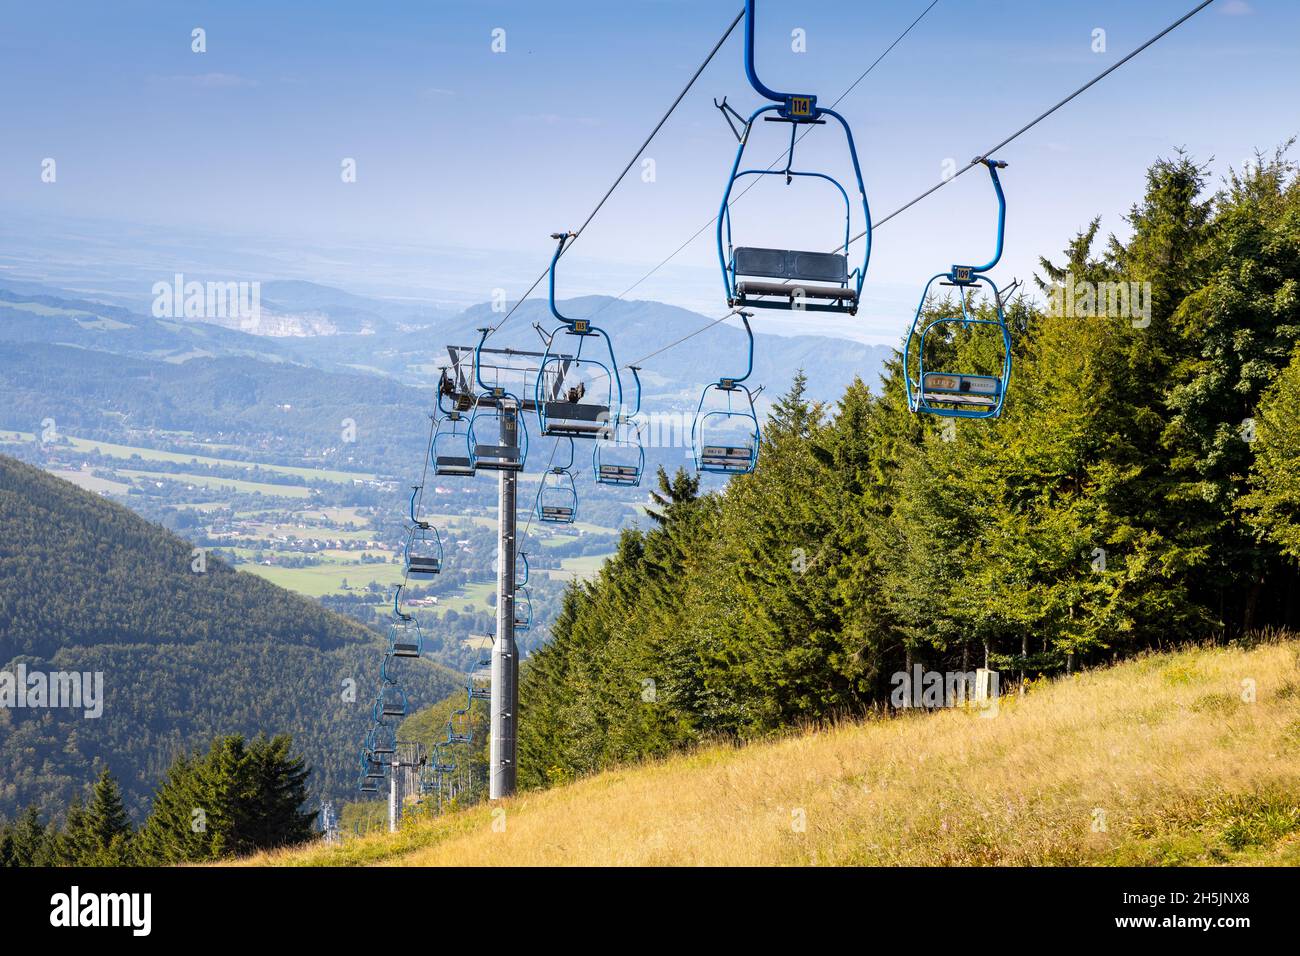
left=1, top=0, right=1295, bottom=344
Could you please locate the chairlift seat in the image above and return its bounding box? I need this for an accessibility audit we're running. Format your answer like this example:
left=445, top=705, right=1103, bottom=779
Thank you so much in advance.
left=381, top=702, right=406, bottom=717
left=474, top=444, right=523, bottom=472
left=920, top=372, right=1002, bottom=408
left=543, top=401, right=610, bottom=438
left=733, top=246, right=857, bottom=310
left=391, top=642, right=421, bottom=658
left=701, top=444, right=755, bottom=472
left=469, top=687, right=491, bottom=701
left=406, top=556, right=441, bottom=576
left=540, top=505, right=575, bottom=521
left=597, top=464, right=640, bottom=484
left=435, top=455, right=474, bottom=476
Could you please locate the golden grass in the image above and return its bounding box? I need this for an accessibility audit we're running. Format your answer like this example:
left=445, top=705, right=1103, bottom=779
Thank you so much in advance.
left=239, top=639, right=1300, bottom=867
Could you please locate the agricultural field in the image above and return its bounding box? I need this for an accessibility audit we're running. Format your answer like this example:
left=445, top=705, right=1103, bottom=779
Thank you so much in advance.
left=64, top=435, right=378, bottom=484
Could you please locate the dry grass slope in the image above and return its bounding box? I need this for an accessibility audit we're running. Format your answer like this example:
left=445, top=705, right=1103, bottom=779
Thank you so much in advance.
left=242, top=639, right=1300, bottom=867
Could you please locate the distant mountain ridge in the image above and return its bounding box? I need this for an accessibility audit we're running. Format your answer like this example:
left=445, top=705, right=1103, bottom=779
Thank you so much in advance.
left=0, top=280, right=893, bottom=412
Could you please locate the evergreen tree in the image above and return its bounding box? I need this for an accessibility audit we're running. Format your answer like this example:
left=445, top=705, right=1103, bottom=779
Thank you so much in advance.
left=82, top=768, right=133, bottom=864
left=1241, top=346, right=1300, bottom=560
left=53, top=795, right=90, bottom=865
left=9, top=806, right=53, bottom=866
left=137, top=734, right=315, bottom=864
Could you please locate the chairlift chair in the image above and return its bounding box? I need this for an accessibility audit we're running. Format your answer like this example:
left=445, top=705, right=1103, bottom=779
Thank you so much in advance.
left=513, top=586, right=533, bottom=632
left=535, top=232, right=624, bottom=440
left=594, top=366, right=645, bottom=486
left=365, top=724, right=397, bottom=757
left=387, top=619, right=422, bottom=659
left=404, top=487, right=443, bottom=577
left=468, top=657, right=492, bottom=701
left=716, top=0, right=871, bottom=317
left=904, top=159, right=1014, bottom=420
left=363, top=753, right=387, bottom=780
left=385, top=585, right=423, bottom=658
left=375, top=684, right=409, bottom=720
left=430, top=745, right=457, bottom=775
left=432, top=390, right=476, bottom=477
left=535, top=445, right=579, bottom=524
left=468, top=329, right=529, bottom=471
left=446, top=707, right=473, bottom=745
left=692, top=311, right=762, bottom=475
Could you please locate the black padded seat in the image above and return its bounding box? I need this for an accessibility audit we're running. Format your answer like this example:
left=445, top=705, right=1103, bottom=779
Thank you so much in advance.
left=435, top=455, right=474, bottom=476
left=391, top=643, right=421, bottom=658
left=733, top=246, right=857, bottom=310
left=735, top=246, right=847, bottom=282
left=475, top=444, right=523, bottom=472
left=407, top=557, right=441, bottom=575
left=543, top=401, right=610, bottom=438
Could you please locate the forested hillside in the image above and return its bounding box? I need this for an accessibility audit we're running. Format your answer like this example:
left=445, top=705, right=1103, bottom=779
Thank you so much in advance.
left=518, top=148, right=1300, bottom=785
left=0, top=456, right=459, bottom=818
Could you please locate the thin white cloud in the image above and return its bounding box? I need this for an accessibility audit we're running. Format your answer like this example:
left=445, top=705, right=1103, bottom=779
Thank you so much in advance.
left=1221, top=0, right=1253, bottom=14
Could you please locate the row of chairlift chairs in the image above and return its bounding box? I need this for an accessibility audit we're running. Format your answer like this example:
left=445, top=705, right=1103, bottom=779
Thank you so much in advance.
left=357, top=585, right=422, bottom=793
left=425, top=231, right=653, bottom=529
left=358, top=0, right=1019, bottom=802
left=412, top=554, right=538, bottom=809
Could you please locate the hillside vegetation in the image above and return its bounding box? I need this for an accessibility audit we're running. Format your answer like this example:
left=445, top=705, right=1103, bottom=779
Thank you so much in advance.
left=247, top=639, right=1300, bottom=866
left=0, top=455, right=459, bottom=818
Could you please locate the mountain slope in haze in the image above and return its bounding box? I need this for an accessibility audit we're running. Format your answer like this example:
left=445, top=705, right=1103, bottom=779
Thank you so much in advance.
left=1, top=280, right=891, bottom=408
left=249, top=639, right=1300, bottom=867
left=0, top=287, right=298, bottom=364
left=0, top=455, right=459, bottom=819
left=257, top=279, right=451, bottom=335
left=0, top=341, right=433, bottom=473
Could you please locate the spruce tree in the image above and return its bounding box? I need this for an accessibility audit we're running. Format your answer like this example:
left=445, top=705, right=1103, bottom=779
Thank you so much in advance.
left=83, top=768, right=133, bottom=864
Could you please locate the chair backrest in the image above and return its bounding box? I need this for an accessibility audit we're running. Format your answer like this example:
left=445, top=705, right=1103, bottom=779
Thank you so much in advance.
left=734, top=247, right=847, bottom=284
